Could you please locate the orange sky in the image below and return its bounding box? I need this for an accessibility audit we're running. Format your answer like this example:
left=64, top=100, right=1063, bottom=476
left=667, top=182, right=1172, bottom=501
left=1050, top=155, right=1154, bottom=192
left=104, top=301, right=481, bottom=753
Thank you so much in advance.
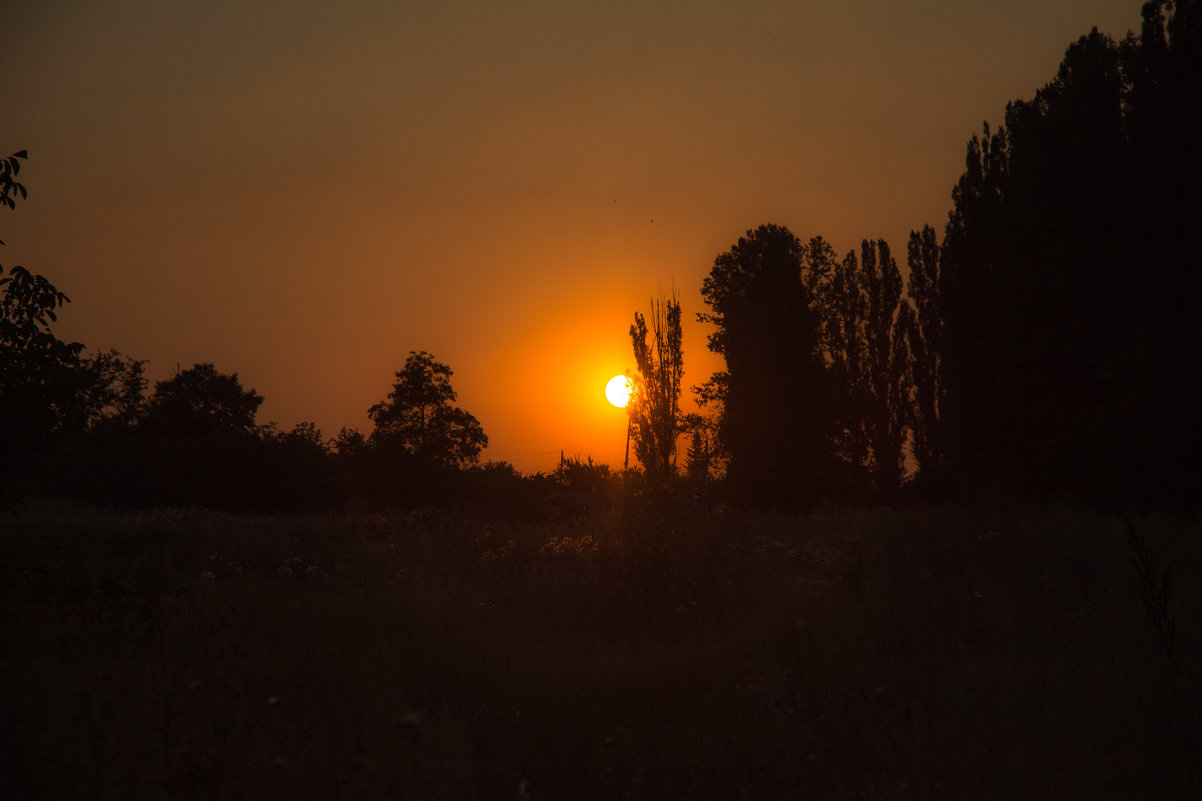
left=2, top=0, right=1140, bottom=471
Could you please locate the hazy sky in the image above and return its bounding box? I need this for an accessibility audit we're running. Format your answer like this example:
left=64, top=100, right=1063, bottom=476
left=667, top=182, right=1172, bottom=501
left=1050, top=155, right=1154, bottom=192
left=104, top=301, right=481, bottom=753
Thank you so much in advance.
left=3, top=0, right=1140, bottom=471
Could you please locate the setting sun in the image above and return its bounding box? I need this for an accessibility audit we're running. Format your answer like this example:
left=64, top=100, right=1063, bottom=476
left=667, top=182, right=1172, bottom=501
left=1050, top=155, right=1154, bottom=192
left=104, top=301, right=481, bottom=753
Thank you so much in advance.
left=605, top=374, right=632, bottom=408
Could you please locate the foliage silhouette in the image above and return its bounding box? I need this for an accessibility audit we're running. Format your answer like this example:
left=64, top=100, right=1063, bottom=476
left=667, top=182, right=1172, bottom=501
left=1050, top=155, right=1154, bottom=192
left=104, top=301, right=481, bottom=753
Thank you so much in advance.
left=0, top=150, right=85, bottom=509
left=939, top=2, right=1202, bottom=505
left=0, top=148, right=29, bottom=211
left=807, top=238, right=913, bottom=500
left=75, top=349, right=148, bottom=432
left=142, top=362, right=263, bottom=436
left=42, top=349, right=151, bottom=507
left=905, top=225, right=944, bottom=489
left=802, top=236, right=868, bottom=482
left=35, top=357, right=345, bottom=512
left=331, top=425, right=368, bottom=457
left=549, top=453, right=611, bottom=492
left=368, top=350, right=488, bottom=469
left=700, top=224, right=838, bottom=508
left=858, top=242, right=912, bottom=498
left=628, top=292, right=683, bottom=485
left=680, top=411, right=717, bottom=487
left=116, top=363, right=272, bottom=509
left=689, top=370, right=729, bottom=478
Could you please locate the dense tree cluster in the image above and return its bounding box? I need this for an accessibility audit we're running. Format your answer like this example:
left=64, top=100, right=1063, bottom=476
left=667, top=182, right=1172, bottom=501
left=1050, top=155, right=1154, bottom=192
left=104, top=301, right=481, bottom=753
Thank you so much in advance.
left=17, top=353, right=502, bottom=512
left=690, top=226, right=914, bottom=507
left=938, top=0, right=1202, bottom=505
left=678, top=0, right=1200, bottom=508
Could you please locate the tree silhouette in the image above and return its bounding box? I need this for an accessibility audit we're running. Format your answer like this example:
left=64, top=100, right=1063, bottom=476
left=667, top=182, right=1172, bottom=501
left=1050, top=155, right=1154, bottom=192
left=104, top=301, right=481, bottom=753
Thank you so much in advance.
left=939, top=122, right=1009, bottom=494
left=805, top=236, right=869, bottom=480
left=628, top=293, right=683, bottom=485
left=1, top=150, right=85, bottom=507
left=76, top=349, right=148, bottom=431
left=905, top=225, right=943, bottom=486
left=143, top=363, right=263, bottom=436
left=700, top=224, right=837, bottom=507
left=259, top=420, right=337, bottom=511
left=938, top=3, right=1202, bottom=504
left=808, top=238, right=912, bottom=499
left=135, top=364, right=265, bottom=506
left=549, top=453, right=611, bottom=494
left=688, top=370, right=729, bottom=478
left=368, top=350, right=487, bottom=468
left=331, top=426, right=367, bottom=456
left=0, top=148, right=28, bottom=210
left=859, top=240, right=912, bottom=498
left=43, top=350, right=150, bottom=505
left=280, top=420, right=326, bottom=451
left=680, top=411, right=716, bottom=486
left=0, top=265, right=85, bottom=428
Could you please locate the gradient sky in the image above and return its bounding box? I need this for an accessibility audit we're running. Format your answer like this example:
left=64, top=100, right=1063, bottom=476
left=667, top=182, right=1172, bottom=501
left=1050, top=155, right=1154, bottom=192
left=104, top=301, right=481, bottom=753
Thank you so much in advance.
left=3, top=0, right=1139, bottom=471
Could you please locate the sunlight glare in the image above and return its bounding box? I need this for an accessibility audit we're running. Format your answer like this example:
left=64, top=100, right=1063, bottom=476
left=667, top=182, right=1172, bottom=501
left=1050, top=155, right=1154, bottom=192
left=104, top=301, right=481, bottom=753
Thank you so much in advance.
left=605, top=374, right=632, bottom=408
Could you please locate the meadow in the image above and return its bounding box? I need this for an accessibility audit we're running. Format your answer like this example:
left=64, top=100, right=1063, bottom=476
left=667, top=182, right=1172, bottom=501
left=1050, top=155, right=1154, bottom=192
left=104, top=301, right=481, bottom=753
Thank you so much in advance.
left=2, top=497, right=1198, bottom=799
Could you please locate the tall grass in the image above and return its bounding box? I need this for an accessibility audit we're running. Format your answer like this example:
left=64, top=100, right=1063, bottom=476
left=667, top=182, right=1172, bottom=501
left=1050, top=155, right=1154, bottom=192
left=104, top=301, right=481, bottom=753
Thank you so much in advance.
left=2, top=499, right=1198, bottom=799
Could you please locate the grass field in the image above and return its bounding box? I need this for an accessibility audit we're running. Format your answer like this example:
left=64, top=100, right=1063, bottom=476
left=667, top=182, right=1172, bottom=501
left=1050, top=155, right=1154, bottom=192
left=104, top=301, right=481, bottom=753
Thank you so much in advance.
left=2, top=498, right=1199, bottom=799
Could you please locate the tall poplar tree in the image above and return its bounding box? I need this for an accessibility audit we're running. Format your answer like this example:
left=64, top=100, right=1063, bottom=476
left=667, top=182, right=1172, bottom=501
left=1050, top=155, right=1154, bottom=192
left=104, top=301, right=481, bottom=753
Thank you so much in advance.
left=628, top=293, right=683, bottom=484
left=861, top=240, right=912, bottom=497
left=906, top=225, right=943, bottom=484
left=811, top=240, right=912, bottom=498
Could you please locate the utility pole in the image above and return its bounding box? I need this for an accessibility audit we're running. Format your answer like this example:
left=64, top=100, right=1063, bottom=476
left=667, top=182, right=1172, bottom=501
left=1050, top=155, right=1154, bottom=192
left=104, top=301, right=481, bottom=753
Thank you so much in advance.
left=624, top=418, right=631, bottom=471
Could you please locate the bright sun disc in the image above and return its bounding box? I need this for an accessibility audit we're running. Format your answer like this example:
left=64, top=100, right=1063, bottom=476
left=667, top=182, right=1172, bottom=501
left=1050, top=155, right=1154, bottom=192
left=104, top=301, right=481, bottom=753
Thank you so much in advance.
left=605, top=374, right=631, bottom=408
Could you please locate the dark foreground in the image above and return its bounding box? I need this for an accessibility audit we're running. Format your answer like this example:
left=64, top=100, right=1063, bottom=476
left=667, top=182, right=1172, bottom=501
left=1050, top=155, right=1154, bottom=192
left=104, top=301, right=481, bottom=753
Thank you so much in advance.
left=2, top=499, right=1198, bottom=800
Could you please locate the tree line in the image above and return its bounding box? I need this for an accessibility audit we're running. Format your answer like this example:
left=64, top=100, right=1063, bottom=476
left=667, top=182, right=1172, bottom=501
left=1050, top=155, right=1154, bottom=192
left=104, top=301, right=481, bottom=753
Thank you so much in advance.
left=4, top=0, right=1199, bottom=512
left=625, top=0, right=1201, bottom=509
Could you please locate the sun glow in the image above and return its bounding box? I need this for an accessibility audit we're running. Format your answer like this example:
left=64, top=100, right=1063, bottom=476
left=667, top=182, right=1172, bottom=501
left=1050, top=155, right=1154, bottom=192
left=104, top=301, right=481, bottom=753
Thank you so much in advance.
left=605, top=374, right=632, bottom=408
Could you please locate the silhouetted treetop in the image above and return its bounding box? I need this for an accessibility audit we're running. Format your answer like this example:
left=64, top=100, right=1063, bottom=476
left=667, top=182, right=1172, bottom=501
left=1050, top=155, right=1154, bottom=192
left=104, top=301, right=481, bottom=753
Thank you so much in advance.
left=143, top=363, right=263, bottom=436
left=700, top=223, right=809, bottom=361
left=368, top=350, right=487, bottom=468
left=76, top=349, right=147, bottom=431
